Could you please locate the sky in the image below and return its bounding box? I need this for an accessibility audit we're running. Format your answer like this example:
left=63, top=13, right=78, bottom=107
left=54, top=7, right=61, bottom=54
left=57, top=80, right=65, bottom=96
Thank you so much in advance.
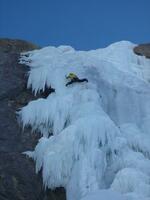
left=0, top=0, right=150, bottom=50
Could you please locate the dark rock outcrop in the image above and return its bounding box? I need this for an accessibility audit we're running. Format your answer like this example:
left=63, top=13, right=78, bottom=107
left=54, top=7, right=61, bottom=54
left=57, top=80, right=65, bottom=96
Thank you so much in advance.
left=133, top=43, right=150, bottom=58
left=0, top=39, right=66, bottom=200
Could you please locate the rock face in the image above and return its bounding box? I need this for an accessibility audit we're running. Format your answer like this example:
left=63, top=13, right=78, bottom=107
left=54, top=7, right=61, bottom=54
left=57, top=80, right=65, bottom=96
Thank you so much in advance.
left=133, top=43, right=150, bottom=58
left=0, top=39, right=65, bottom=200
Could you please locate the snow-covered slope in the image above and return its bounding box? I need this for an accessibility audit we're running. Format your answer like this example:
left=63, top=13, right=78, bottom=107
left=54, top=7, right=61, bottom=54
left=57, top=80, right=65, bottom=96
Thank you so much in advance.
left=19, top=41, right=150, bottom=200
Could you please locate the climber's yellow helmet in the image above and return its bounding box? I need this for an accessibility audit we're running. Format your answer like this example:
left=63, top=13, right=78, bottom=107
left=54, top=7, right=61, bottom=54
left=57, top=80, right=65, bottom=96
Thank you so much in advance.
left=66, top=73, right=78, bottom=79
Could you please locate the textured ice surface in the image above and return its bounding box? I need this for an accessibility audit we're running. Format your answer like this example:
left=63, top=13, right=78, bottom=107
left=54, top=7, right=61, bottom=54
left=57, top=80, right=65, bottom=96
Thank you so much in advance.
left=19, top=41, right=150, bottom=200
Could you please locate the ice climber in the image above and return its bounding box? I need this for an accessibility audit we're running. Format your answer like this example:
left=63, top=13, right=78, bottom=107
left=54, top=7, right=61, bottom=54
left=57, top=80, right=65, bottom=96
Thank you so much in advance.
left=65, top=73, right=88, bottom=86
